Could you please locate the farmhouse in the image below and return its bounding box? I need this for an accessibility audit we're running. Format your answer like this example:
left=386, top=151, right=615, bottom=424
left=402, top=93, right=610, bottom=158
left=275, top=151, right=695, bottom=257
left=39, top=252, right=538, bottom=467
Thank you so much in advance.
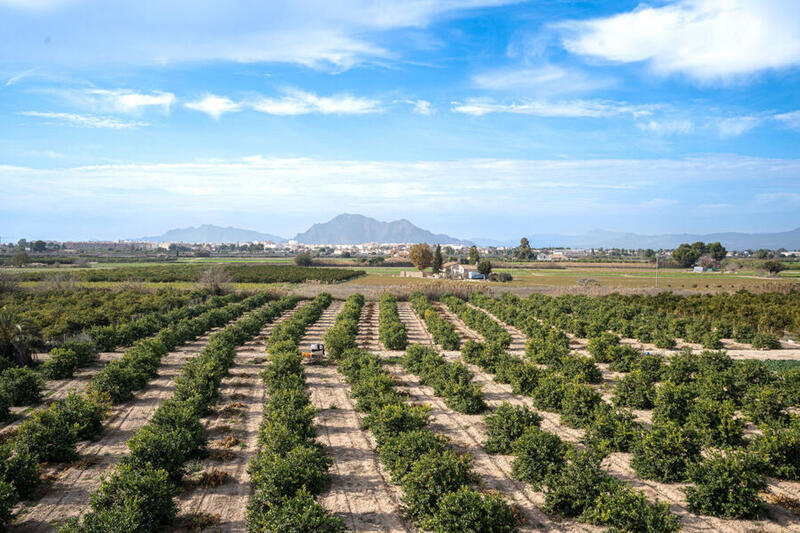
left=442, top=262, right=484, bottom=280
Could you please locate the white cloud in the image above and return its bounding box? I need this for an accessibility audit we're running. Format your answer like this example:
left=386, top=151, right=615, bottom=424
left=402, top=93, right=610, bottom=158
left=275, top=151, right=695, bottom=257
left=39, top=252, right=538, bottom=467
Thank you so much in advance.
left=0, top=1, right=522, bottom=70
left=409, top=99, right=433, bottom=115
left=637, top=119, right=693, bottom=135
left=756, top=192, right=800, bottom=205
left=83, top=89, right=175, bottom=114
left=452, top=98, right=656, bottom=118
left=185, top=95, right=241, bottom=119
left=717, top=116, right=760, bottom=138
left=20, top=111, right=147, bottom=129
left=5, top=68, right=36, bottom=86
left=471, top=64, right=614, bottom=95
left=774, top=110, right=800, bottom=130
left=558, top=0, right=800, bottom=81
left=250, top=89, right=381, bottom=115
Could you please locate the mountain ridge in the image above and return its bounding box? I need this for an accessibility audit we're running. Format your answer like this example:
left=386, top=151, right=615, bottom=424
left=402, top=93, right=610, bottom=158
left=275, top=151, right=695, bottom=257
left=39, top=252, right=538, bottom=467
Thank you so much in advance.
left=139, top=224, right=286, bottom=244
left=293, top=214, right=472, bottom=245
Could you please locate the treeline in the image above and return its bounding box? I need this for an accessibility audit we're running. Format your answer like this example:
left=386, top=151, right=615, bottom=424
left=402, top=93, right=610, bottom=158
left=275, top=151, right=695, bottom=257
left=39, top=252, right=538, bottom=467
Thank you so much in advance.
left=8, top=264, right=365, bottom=284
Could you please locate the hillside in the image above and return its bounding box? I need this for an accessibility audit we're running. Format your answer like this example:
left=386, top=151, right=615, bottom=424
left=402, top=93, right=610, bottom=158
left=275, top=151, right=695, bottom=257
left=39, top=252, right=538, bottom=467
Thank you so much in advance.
left=293, top=214, right=472, bottom=245
left=139, top=224, right=286, bottom=244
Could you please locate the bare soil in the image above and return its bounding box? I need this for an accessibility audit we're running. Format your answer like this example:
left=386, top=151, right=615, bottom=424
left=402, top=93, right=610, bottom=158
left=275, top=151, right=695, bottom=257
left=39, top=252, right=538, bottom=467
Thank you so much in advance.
left=303, top=302, right=413, bottom=533
left=170, top=305, right=303, bottom=532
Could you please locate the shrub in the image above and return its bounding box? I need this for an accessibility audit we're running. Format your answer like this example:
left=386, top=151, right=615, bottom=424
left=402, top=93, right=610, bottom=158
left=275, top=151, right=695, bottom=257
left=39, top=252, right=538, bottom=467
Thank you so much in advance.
left=1, top=367, right=43, bottom=405
left=652, top=380, right=696, bottom=425
left=246, top=487, right=346, bottom=533
left=401, top=449, right=474, bottom=521
left=702, top=331, right=723, bottom=350
left=248, top=445, right=332, bottom=507
left=0, top=481, right=17, bottom=529
left=0, top=444, right=40, bottom=499
left=558, top=354, right=602, bottom=384
left=684, top=451, right=766, bottom=519
left=13, top=405, right=81, bottom=462
left=632, top=354, right=665, bottom=382
left=41, top=348, right=80, bottom=379
left=363, top=403, right=430, bottom=446
left=0, top=389, right=9, bottom=422
left=560, top=383, right=602, bottom=429
left=612, top=370, right=656, bottom=409
left=409, top=292, right=460, bottom=350
left=402, top=345, right=485, bottom=415
left=531, top=371, right=567, bottom=412
left=734, top=324, right=755, bottom=343
left=582, top=483, right=679, bottom=533
left=510, top=427, right=568, bottom=488
left=607, top=345, right=643, bottom=373
left=123, top=424, right=199, bottom=481
left=484, top=402, right=541, bottom=455
left=379, top=429, right=447, bottom=483
left=653, top=334, right=676, bottom=349
left=631, top=421, right=701, bottom=483
left=752, top=332, right=781, bottom=350
left=750, top=422, right=800, bottom=480
left=62, top=463, right=178, bottom=532
left=51, top=392, right=110, bottom=441
left=430, top=486, right=518, bottom=533
left=587, top=333, right=619, bottom=363
left=685, top=397, right=743, bottom=447
left=543, top=451, right=618, bottom=518
left=582, top=406, right=643, bottom=453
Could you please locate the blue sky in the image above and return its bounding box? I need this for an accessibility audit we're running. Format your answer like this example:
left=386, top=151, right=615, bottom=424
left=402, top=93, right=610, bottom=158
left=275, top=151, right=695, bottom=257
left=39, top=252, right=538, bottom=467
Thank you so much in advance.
left=1, top=0, right=800, bottom=242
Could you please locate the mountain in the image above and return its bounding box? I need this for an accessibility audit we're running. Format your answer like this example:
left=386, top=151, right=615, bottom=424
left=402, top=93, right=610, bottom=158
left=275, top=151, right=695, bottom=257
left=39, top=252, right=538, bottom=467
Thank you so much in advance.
left=139, top=224, right=286, bottom=244
left=293, top=214, right=472, bottom=245
left=521, top=227, right=800, bottom=250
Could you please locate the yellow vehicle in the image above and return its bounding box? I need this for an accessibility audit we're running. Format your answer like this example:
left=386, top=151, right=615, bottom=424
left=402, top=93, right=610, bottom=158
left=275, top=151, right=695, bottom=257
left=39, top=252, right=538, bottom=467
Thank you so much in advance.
left=302, top=343, right=325, bottom=363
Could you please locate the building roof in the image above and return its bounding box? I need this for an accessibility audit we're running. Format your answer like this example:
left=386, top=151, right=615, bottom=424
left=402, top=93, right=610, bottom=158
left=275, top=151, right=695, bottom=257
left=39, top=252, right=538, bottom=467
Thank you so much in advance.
left=442, top=261, right=459, bottom=268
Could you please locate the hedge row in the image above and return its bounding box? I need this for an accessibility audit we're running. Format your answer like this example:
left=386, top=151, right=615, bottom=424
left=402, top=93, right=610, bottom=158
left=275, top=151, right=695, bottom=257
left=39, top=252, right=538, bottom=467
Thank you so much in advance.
left=88, top=293, right=272, bottom=404
left=324, top=293, right=365, bottom=358
left=378, top=293, right=408, bottom=350
left=12, top=264, right=365, bottom=284
left=88, top=293, right=240, bottom=351
left=0, top=288, right=202, bottom=342
left=0, top=294, right=278, bottom=527
left=246, top=338, right=344, bottom=531
left=335, top=347, right=518, bottom=531
left=402, top=344, right=486, bottom=414
left=409, top=292, right=459, bottom=350
left=59, top=295, right=298, bottom=532
left=441, top=294, right=511, bottom=348
left=267, top=293, right=332, bottom=348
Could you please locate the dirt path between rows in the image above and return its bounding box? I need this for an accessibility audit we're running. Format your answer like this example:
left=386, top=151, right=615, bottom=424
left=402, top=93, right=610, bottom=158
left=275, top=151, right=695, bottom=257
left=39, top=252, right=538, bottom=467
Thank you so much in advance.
left=12, top=321, right=236, bottom=532
left=302, top=302, right=412, bottom=533
left=396, top=302, right=434, bottom=348
left=356, top=301, right=384, bottom=353
left=169, top=304, right=304, bottom=532
left=464, top=302, right=528, bottom=353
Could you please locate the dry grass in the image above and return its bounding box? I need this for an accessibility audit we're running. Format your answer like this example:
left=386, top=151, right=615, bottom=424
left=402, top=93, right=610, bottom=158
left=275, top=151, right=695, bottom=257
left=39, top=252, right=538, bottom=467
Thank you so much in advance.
left=217, top=401, right=245, bottom=416
left=198, top=469, right=230, bottom=488
left=766, top=493, right=800, bottom=516
left=183, top=511, right=221, bottom=532
left=208, top=449, right=236, bottom=462
left=215, top=435, right=241, bottom=448
left=215, top=424, right=233, bottom=434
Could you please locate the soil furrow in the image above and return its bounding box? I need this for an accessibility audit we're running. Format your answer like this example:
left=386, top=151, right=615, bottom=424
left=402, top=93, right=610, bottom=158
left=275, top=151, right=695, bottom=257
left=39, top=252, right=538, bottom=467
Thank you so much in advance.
left=169, top=305, right=302, bottom=532
left=302, top=302, right=413, bottom=532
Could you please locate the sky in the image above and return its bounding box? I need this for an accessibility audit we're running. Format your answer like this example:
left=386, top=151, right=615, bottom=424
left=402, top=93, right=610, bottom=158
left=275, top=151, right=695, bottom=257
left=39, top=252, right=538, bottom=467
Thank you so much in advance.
left=1, top=0, right=800, bottom=242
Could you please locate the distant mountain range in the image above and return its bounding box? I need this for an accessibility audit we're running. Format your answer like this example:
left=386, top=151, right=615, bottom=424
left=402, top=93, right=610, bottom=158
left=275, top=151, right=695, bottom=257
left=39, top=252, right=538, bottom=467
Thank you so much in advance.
left=139, top=224, right=285, bottom=244
left=135, top=217, right=800, bottom=250
left=293, top=214, right=471, bottom=245
left=473, top=227, right=800, bottom=250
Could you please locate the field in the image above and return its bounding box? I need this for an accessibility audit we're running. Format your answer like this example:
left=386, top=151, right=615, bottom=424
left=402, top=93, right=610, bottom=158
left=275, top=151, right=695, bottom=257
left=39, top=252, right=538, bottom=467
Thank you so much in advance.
left=1, top=282, right=799, bottom=532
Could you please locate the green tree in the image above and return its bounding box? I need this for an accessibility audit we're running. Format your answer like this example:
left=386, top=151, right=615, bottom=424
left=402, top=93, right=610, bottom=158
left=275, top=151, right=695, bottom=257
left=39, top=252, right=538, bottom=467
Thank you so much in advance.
left=672, top=244, right=700, bottom=267
left=8, top=251, right=29, bottom=267
left=468, top=246, right=480, bottom=264
left=294, top=253, right=313, bottom=266
left=762, top=260, right=785, bottom=275
left=516, top=237, right=533, bottom=260
left=409, top=243, right=433, bottom=271
left=432, top=244, right=443, bottom=274
left=31, top=240, right=46, bottom=253
left=477, top=260, right=492, bottom=277
left=706, top=242, right=727, bottom=261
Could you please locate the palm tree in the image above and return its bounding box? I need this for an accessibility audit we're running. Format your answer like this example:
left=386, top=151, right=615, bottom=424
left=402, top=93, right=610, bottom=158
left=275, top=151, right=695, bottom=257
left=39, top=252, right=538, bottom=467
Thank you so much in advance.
left=0, top=307, right=39, bottom=366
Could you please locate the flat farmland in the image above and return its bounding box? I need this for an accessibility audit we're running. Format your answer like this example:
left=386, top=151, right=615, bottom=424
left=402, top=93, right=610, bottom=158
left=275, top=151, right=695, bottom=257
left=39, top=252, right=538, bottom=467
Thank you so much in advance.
left=1, top=286, right=799, bottom=532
